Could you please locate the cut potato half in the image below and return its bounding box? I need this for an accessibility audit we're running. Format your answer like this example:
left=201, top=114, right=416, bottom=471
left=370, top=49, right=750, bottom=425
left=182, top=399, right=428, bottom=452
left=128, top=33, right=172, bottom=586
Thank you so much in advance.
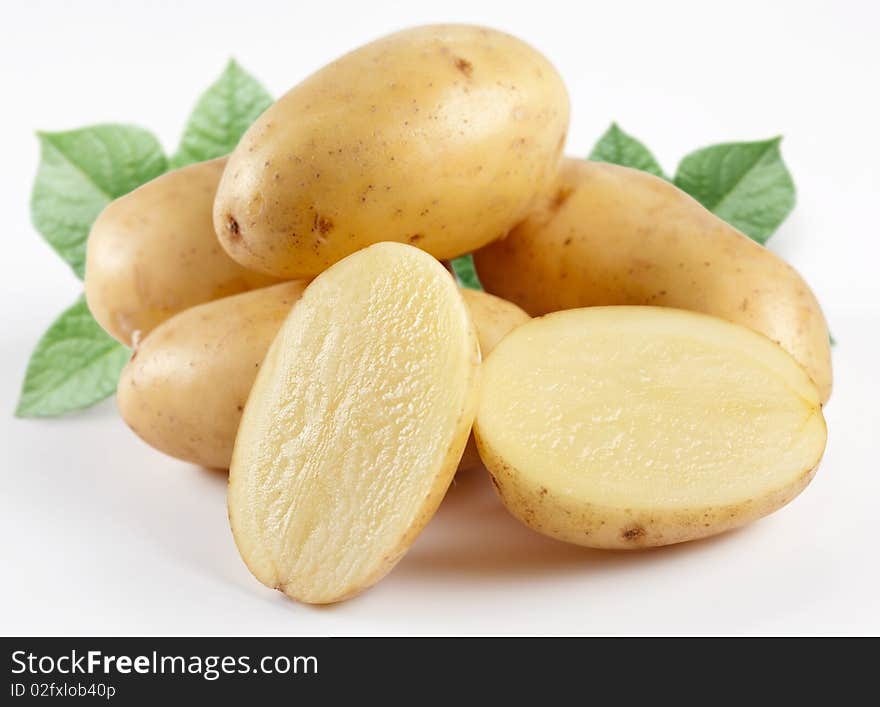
left=475, top=306, right=827, bottom=549
left=229, top=242, right=480, bottom=603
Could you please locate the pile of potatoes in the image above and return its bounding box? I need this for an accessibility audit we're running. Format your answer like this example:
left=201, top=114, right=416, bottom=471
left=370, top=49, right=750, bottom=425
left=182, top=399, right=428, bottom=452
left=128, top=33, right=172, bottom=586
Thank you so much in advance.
left=85, top=25, right=830, bottom=604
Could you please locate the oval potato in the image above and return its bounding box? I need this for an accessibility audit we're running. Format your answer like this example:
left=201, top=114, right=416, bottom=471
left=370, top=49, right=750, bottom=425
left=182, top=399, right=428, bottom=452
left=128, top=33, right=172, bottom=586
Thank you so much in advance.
left=215, top=24, right=569, bottom=278
left=86, top=158, right=281, bottom=346
left=475, top=306, right=827, bottom=549
left=117, top=282, right=519, bottom=471
left=117, top=281, right=308, bottom=469
left=474, top=159, right=833, bottom=401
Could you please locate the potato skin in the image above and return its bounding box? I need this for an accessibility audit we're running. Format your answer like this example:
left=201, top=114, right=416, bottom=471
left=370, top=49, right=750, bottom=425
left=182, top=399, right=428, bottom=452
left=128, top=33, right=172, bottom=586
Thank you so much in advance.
left=474, top=159, right=833, bottom=402
left=86, top=158, right=281, bottom=346
left=477, top=437, right=822, bottom=549
left=117, top=283, right=518, bottom=471
left=460, top=289, right=530, bottom=356
left=457, top=289, right=529, bottom=473
left=215, top=24, right=569, bottom=278
left=117, top=282, right=307, bottom=469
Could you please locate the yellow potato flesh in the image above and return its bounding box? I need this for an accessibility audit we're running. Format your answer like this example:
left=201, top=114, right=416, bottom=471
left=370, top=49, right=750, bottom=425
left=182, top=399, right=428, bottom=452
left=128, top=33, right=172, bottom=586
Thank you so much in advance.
left=229, top=243, right=480, bottom=603
left=475, top=306, right=826, bottom=549
left=473, top=159, right=832, bottom=402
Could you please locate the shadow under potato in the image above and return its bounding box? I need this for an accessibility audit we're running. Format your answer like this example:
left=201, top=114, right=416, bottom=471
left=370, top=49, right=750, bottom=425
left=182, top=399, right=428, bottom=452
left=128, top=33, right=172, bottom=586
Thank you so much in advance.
left=178, top=458, right=753, bottom=596
left=401, top=468, right=755, bottom=579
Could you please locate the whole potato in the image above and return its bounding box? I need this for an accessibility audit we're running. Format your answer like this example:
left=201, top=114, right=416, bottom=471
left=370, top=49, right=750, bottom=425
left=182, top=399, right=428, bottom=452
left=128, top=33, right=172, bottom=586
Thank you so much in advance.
left=86, top=158, right=282, bottom=346
left=459, top=288, right=530, bottom=357
left=474, top=159, right=833, bottom=402
left=457, top=289, right=530, bottom=473
left=117, top=281, right=308, bottom=469
left=117, top=280, right=520, bottom=471
left=214, top=24, right=570, bottom=278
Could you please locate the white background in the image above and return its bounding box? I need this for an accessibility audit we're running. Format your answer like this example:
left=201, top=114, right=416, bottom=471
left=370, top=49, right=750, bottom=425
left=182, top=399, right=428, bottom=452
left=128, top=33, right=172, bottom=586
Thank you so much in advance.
left=1, top=0, right=878, bottom=635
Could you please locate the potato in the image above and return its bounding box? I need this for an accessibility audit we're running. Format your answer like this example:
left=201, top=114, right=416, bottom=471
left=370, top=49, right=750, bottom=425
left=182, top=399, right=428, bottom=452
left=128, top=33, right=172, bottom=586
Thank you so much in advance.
left=117, top=281, right=308, bottom=469
left=117, top=284, right=514, bottom=471
left=229, top=243, right=480, bottom=603
left=457, top=289, right=529, bottom=472
left=475, top=306, right=827, bottom=549
left=214, top=24, right=569, bottom=278
left=473, top=159, right=833, bottom=402
left=86, top=158, right=281, bottom=346
left=460, top=288, right=530, bottom=356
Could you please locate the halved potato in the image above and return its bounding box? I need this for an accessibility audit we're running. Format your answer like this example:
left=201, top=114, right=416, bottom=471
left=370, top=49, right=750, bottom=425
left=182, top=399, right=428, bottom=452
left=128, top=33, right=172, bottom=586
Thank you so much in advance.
left=475, top=306, right=827, bottom=549
left=229, top=243, right=480, bottom=603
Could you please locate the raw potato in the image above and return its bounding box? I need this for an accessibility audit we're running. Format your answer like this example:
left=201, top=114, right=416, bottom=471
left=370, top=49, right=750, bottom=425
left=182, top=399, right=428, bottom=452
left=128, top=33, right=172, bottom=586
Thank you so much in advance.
left=86, top=158, right=281, bottom=345
left=228, top=243, right=480, bottom=603
left=117, top=285, right=514, bottom=471
left=475, top=306, right=827, bottom=549
left=117, top=282, right=308, bottom=469
left=457, top=289, right=530, bottom=472
left=215, top=24, right=569, bottom=278
left=460, top=288, right=530, bottom=356
left=474, top=159, right=833, bottom=402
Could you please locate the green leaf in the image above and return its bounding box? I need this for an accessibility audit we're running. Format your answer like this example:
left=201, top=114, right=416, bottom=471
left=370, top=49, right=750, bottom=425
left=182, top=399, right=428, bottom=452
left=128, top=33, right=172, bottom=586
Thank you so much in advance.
left=171, top=59, right=273, bottom=168
left=16, top=297, right=130, bottom=417
left=30, top=125, right=168, bottom=278
left=673, top=137, right=795, bottom=244
left=588, top=123, right=665, bottom=178
left=451, top=254, right=483, bottom=291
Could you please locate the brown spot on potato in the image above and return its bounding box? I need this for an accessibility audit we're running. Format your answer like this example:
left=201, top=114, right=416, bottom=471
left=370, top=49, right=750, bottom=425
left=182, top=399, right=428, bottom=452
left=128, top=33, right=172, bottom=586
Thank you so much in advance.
left=226, top=215, right=240, bottom=238
left=621, top=526, right=646, bottom=542
left=408, top=234, right=424, bottom=243
left=312, top=213, right=334, bottom=235
left=454, top=57, right=473, bottom=77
